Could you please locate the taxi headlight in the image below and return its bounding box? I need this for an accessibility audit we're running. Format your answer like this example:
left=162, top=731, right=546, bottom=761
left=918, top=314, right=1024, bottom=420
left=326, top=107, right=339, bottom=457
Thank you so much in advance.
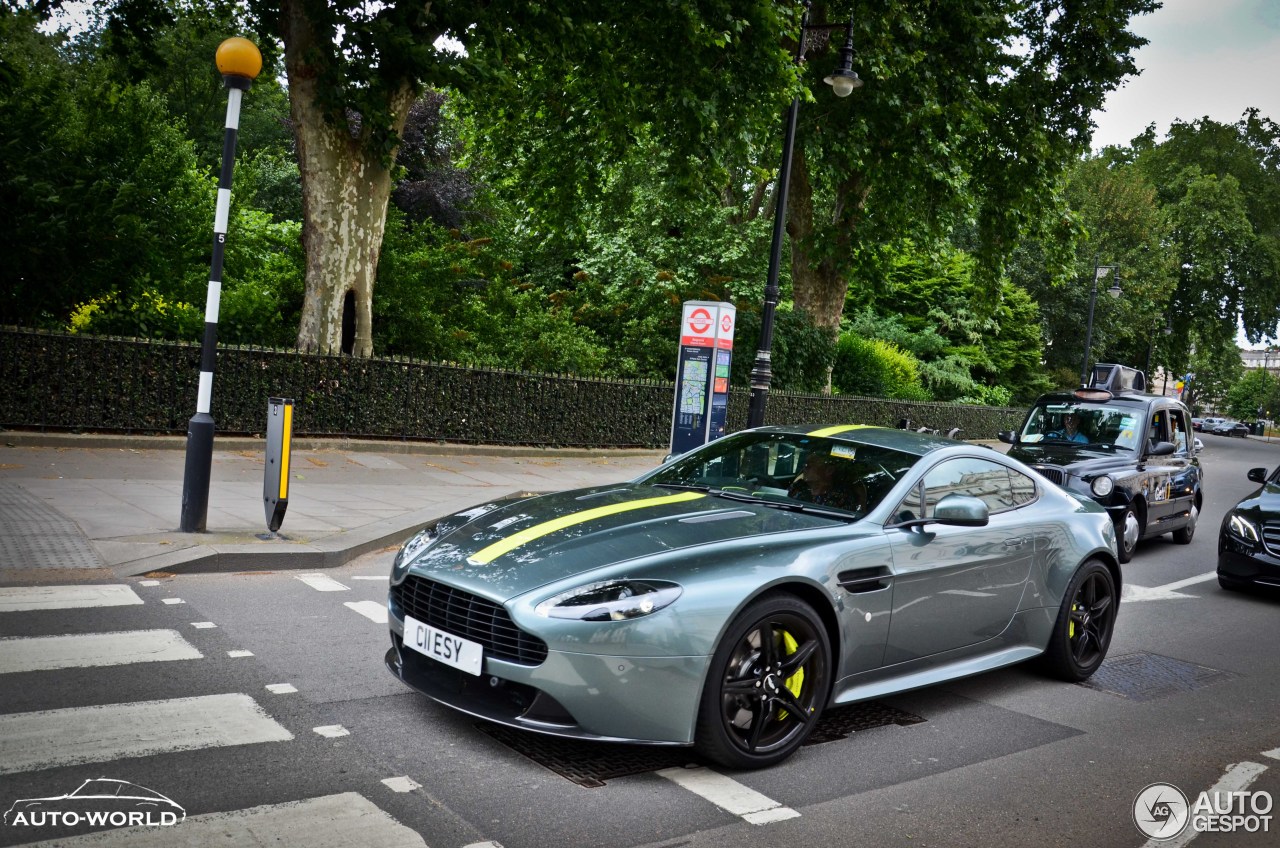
left=1090, top=476, right=1114, bottom=498
left=392, top=524, right=438, bottom=579
left=535, top=580, right=682, bottom=622
left=1227, top=511, right=1260, bottom=545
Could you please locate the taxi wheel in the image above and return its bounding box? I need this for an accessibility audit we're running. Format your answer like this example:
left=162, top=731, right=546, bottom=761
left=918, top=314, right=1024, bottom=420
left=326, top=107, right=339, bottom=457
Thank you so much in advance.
left=1042, top=559, right=1116, bottom=681
left=1116, top=505, right=1142, bottom=563
left=1172, top=498, right=1199, bottom=544
left=695, top=595, right=830, bottom=770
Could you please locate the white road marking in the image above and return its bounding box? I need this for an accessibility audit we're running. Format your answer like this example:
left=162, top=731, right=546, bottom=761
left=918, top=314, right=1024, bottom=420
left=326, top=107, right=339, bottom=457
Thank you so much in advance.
left=1123, top=572, right=1216, bottom=603
left=228, top=650, right=254, bottom=658
left=266, top=683, right=297, bottom=694
left=314, top=725, right=349, bottom=738
left=0, top=630, right=202, bottom=674
left=192, top=621, right=217, bottom=629
left=0, top=693, right=292, bottom=775
left=657, top=766, right=800, bottom=825
left=296, top=573, right=350, bottom=592
left=352, top=575, right=390, bottom=581
left=1142, top=761, right=1269, bottom=848
left=462, top=843, right=505, bottom=848
left=162, top=598, right=186, bottom=605
left=1262, top=747, right=1280, bottom=761
left=0, top=585, right=142, bottom=612
left=345, top=600, right=389, bottom=623
left=11, top=792, right=429, bottom=848
left=381, top=776, right=421, bottom=793
left=139, top=579, right=161, bottom=586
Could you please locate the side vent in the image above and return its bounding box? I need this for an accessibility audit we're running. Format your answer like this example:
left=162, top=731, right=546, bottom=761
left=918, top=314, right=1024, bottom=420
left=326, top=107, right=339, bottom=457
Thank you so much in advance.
left=837, top=566, right=893, bottom=594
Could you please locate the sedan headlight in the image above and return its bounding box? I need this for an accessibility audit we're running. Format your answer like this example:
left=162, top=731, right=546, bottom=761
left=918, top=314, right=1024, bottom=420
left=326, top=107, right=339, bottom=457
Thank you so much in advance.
left=1090, top=475, right=1114, bottom=498
left=1226, top=511, right=1260, bottom=544
left=392, top=524, right=438, bottom=579
left=535, top=580, right=682, bottom=622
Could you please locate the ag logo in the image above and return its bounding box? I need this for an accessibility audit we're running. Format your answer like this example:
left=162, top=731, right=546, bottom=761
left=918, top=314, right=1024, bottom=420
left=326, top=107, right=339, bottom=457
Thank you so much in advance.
left=1133, top=782, right=1189, bottom=840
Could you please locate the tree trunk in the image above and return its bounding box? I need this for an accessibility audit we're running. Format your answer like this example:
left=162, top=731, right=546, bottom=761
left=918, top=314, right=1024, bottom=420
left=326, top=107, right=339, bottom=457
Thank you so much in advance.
left=282, top=1, right=414, bottom=357
left=787, top=146, right=866, bottom=335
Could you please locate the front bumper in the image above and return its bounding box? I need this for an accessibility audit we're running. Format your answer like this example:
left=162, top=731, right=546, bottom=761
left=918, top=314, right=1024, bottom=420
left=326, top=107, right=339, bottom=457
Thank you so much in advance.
left=385, top=626, right=709, bottom=745
left=1218, top=537, right=1280, bottom=589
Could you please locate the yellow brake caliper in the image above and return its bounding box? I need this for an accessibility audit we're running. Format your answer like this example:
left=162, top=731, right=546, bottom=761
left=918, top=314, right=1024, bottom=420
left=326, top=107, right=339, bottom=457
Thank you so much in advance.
left=776, top=630, right=806, bottom=720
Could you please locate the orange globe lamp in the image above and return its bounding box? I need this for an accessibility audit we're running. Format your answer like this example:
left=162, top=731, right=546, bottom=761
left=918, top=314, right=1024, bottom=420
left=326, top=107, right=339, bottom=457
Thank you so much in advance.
left=215, top=37, right=262, bottom=80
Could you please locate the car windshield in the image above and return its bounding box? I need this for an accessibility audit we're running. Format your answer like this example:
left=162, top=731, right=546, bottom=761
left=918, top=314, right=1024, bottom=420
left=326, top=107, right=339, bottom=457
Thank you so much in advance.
left=1018, top=403, right=1141, bottom=450
left=642, top=431, right=920, bottom=518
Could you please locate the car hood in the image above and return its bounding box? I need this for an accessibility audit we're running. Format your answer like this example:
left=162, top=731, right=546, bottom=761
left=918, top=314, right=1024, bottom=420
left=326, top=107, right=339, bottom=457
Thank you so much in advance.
left=1228, top=482, right=1279, bottom=514
left=1007, top=443, right=1138, bottom=474
left=403, top=483, right=850, bottom=600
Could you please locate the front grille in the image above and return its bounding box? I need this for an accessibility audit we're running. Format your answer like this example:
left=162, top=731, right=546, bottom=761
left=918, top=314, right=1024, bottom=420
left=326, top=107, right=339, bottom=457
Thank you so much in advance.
left=1033, top=465, right=1066, bottom=486
left=1261, top=522, right=1280, bottom=557
left=393, top=576, right=548, bottom=666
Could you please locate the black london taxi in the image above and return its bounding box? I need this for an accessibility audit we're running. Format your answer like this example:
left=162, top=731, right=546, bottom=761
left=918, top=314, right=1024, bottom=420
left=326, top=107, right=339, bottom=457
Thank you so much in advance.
left=999, top=364, right=1202, bottom=563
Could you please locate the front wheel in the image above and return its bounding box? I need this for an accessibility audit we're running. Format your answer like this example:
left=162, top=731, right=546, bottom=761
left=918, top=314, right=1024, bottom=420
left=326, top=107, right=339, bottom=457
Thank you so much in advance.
left=1117, top=505, right=1141, bottom=563
left=694, top=596, right=831, bottom=769
left=1172, top=499, right=1199, bottom=544
left=1042, top=559, right=1117, bottom=681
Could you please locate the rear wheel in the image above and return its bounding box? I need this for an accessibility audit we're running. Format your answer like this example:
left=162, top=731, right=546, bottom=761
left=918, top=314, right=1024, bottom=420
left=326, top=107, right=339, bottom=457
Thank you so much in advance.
left=1042, top=559, right=1116, bottom=681
left=694, top=596, right=831, bottom=769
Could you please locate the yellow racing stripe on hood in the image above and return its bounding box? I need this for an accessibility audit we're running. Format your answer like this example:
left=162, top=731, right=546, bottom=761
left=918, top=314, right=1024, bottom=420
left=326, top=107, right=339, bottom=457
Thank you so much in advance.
left=467, top=491, right=706, bottom=564
left=806, top=424, right=870, bottom=437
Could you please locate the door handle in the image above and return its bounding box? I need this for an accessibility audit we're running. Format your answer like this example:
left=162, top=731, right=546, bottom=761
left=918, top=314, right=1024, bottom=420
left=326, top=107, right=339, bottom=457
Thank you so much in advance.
left=1003, top=537, right=1028, bottom=548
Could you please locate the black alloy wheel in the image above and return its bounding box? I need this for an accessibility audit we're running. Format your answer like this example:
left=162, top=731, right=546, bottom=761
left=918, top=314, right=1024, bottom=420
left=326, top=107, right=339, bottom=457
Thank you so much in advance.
left=1043, top=559, right=1117, bottom=681
left=695, top=595, right=831, bottom=769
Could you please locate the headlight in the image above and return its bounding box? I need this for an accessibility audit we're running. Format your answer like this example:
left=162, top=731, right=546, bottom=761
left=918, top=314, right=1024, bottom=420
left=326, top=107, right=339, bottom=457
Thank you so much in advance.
left=1227, top=512, right=1260, bottom=544
left=392, top=525, right=438, bottom=578
left=1090, top=476, right=1114, bottom=498
left=535, top=580, right=682, bottom=622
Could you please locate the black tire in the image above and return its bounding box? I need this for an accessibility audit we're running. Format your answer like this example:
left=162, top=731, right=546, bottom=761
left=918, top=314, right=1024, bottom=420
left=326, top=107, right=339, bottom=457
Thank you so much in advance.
left=694, top=595, right=831, bottom=769
left=1171, top=498, right=1199, bottom=544
left=1117, top=505, right=1142, bottom=564
left=1042, top=559, right=1116, bottom=682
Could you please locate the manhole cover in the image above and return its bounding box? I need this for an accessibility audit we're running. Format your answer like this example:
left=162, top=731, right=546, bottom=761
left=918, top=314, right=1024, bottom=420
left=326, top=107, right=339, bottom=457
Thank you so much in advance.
left=1079, top=652, right=1235, bottom=701
left=479, top=700, right=926, bottom=786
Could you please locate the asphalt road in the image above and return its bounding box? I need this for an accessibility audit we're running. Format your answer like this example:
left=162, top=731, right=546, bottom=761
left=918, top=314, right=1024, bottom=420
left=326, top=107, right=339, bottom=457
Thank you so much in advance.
left=2, top=434, right=1279, bottom=848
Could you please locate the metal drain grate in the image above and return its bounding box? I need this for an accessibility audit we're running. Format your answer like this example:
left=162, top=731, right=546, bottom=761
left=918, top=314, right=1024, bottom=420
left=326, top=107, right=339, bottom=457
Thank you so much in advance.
left=1079, top=652, right=1235, bottom=702
left=479, top=700, right=926, bottom=786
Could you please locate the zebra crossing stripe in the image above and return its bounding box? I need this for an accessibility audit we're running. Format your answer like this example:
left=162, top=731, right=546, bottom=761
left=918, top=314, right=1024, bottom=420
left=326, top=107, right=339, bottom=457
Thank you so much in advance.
left=10, top=792, right=428, bottom=848
left=0, top=693, right=292, bottom=775
left=0, top=585, right=143, bottom=612
left=344, top=601, right=388, bottom=623
left=0, top=630, right=202, bottom=674
left=296, top=573, right=350, bottom=592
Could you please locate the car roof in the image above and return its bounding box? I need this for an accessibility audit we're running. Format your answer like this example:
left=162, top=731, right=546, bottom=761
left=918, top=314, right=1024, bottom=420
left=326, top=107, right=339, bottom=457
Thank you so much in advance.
left=1031, top=391, right=1188, bottom=411
left=757, top=425, right=964, bottom=456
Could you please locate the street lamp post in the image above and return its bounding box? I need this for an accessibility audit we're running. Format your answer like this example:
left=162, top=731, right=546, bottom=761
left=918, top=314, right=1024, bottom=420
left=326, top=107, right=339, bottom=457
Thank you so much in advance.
left=180, top=37, right=262, bottom=532
left=746, top=4, right=862, bottom=428
left=1079, top=259, right=1120, bottom=387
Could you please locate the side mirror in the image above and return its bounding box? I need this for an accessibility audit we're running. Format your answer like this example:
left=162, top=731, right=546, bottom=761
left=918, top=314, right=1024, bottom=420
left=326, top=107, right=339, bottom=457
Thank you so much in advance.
left=1248, top=467, right=1268, bottom=484
left=1193, top=437, right=1204, bottom=453
left=997, top=430, right=1018, bottom=445
left=932, top=494, right=990, bottom=527
left=1147, top=441, right=1176, bottom=457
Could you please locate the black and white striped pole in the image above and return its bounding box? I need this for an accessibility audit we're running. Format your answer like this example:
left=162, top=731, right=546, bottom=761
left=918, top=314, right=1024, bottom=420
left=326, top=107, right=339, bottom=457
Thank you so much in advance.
left=180, top=37, right=262, bottom=532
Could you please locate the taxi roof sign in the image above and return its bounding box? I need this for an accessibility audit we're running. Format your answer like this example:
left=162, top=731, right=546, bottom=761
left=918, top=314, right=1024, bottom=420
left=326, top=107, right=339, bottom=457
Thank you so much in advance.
left=1088, top=363, right=1146, bottom=394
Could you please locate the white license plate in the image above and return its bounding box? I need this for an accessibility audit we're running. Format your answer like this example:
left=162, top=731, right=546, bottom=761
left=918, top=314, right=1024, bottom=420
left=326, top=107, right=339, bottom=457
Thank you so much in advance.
left=402, top=615, right=484, bottom=676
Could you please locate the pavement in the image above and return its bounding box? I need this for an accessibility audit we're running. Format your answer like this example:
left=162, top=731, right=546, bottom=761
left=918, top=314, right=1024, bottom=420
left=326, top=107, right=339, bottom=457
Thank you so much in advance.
left=0, top=431, right=666, bottom=579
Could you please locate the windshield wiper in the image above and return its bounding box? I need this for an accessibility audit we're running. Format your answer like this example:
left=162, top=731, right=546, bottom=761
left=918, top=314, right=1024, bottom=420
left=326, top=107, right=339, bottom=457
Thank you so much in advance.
left=708, top=488, right=858, bottom=520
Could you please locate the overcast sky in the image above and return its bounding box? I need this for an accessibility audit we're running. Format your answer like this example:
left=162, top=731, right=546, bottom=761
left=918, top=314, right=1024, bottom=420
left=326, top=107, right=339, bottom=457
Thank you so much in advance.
left=1090, top=0, right=1280, bottom=150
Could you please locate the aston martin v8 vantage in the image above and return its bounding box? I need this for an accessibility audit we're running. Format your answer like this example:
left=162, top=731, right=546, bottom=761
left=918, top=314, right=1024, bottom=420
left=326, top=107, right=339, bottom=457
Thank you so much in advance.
left=387, top=425, right=1118, bottom=768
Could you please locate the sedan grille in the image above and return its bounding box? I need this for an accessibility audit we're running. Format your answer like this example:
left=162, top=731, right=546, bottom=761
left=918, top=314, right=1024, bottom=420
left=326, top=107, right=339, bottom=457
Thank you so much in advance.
left=393, top=576, right=548, bottom=666
left=1261, top=522, right=1280, bottom=557
left=1033, top=465, right=1066, bottom=486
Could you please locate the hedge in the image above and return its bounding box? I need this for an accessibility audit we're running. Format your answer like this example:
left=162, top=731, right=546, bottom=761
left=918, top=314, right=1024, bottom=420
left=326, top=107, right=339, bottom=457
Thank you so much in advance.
left=0, top=328, right=1024, bottom=447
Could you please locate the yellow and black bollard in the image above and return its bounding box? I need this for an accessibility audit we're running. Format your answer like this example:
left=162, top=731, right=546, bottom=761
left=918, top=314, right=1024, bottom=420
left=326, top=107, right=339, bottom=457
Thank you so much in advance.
left=263, top=397, right=294, bottom=534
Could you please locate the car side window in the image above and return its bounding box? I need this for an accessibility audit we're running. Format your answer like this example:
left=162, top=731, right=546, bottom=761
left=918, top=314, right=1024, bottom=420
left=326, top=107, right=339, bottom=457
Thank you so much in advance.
left=1148, top=410, right=1168, bottom=445
left=920, top=457, right=1019, bottom=515
left=1008, top=467, right=1037, bottom=506
left=1169, top=409, right=1190, bottom=454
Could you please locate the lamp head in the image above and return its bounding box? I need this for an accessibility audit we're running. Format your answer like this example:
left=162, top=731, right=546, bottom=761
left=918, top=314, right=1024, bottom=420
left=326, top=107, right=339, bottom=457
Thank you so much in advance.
left=216, top=37, right=263, bottom=81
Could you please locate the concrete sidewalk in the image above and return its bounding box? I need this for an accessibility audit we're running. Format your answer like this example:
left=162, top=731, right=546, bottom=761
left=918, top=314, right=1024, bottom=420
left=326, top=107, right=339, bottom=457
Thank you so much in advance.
left=0, top=432, right=665, bottom=579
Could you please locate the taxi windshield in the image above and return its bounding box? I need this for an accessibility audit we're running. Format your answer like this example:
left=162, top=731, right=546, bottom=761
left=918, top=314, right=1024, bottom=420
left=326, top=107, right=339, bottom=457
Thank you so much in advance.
left=1018, top=403, right=1141, bottom=450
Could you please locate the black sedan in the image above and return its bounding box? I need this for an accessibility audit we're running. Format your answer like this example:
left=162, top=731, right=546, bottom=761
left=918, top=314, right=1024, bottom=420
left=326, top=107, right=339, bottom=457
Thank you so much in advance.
left=1218, top=466, right=1280, bottom=592
left=1212, top=421, right=1251, bottom=437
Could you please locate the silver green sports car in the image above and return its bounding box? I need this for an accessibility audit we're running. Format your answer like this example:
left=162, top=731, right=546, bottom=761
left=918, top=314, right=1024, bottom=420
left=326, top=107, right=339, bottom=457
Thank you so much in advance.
left=386, top=425, right=1119, bottom=768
